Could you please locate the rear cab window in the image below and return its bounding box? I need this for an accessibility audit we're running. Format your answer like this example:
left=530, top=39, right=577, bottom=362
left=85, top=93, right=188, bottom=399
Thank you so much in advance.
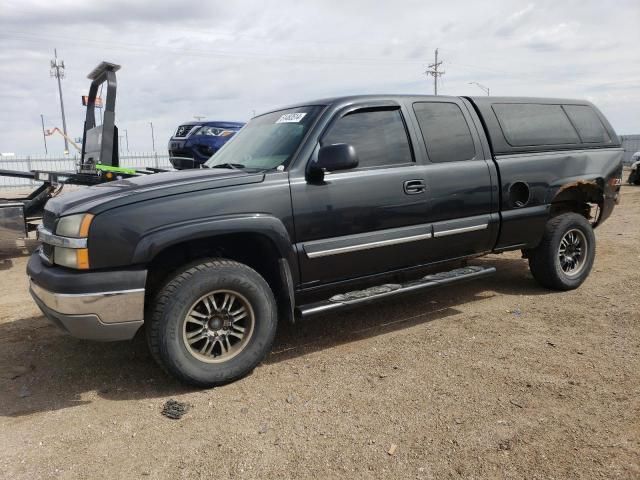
left=412, top=102, right=476, bottom=163
left=321, top=108, right=413, bottom=168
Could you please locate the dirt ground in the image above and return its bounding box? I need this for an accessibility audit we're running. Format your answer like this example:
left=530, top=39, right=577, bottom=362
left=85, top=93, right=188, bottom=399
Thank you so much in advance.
left=0, top=186, right=638, bottom=480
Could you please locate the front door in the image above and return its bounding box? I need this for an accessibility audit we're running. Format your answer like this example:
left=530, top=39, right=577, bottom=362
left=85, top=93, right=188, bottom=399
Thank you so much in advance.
left=290, top=104, right=431, bottom=286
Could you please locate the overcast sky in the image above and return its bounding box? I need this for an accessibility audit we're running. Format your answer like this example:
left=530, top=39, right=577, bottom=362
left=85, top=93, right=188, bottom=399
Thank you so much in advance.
left=1, top=0, right=639, bottom=155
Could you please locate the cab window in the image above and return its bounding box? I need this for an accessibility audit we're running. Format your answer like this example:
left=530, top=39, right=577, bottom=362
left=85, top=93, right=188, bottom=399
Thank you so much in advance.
left=322, top=109, right=413, bottom=168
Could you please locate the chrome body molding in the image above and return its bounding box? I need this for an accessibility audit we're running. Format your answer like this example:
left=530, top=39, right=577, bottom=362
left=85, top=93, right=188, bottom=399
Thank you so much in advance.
left=305, top=231, right=433, bottom=259
left=433, top=223, right=488, bottom=238
left=302, top=217, right=491, bottom=259
left=29, top=280, right=144, bottom=324
left=37, top=224, right=87, bottom=249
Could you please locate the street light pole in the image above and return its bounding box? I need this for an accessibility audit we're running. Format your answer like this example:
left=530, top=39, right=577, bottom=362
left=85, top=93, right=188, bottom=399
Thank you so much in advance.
left=40, top=114, right=48, bottom=154
left=149, top=122, right=156, bottom=152
left=468, top=82, right=490, bottom=96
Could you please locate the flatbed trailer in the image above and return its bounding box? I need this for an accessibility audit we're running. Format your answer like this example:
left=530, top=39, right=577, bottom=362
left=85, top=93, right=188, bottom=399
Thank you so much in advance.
left=0, top=61, right=170, bottom=252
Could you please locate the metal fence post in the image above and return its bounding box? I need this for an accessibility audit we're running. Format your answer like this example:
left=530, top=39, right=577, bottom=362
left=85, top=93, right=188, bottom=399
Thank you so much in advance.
left=26, top=156, right=34, bottom=186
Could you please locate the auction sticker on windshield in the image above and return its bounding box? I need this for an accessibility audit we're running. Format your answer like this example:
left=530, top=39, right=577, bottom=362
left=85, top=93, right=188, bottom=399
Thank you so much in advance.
left=276, top=112, right=307, bottom=123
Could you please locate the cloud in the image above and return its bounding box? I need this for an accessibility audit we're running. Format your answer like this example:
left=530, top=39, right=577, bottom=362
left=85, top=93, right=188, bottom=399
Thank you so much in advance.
left=0, top=0, right=639, bottom=155
left=495, top=3, right=536, bottom=37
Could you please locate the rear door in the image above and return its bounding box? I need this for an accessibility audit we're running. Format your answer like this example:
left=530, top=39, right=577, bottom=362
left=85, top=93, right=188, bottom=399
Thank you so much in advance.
left=289, top=102, right=432, bottom=286
left=407, top=98, right=497, bottom=260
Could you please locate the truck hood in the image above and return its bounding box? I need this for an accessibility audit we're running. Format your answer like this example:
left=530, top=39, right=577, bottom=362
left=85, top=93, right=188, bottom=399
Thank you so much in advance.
left=46, top=168, right=266, bottom=216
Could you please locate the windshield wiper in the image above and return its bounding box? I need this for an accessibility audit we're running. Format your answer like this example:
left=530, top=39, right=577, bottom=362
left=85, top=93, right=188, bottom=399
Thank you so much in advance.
left=210, top=163, right=245, bottom=170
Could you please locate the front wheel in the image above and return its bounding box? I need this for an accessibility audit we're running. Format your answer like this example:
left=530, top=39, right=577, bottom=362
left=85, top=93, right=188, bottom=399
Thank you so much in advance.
left=147, top=259, right=277, bottom=387
left=528, top=213, right=596, bottom=291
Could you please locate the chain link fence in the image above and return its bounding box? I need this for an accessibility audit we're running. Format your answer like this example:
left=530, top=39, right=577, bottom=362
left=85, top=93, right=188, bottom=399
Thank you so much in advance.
left=0, top=152, right=171, bottom=189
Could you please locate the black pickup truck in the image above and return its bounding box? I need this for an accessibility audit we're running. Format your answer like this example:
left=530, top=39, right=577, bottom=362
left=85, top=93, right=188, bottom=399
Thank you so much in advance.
left=28, top=95, right=623, bottom=386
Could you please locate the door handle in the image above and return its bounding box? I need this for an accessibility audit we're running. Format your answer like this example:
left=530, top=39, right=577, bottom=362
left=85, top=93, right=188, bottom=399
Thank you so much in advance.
left=403, top=179, right=426, bottom=195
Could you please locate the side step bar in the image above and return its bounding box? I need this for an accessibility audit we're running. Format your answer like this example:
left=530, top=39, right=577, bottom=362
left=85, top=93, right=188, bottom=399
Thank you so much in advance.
left=298, top=265, right=496, bottom=318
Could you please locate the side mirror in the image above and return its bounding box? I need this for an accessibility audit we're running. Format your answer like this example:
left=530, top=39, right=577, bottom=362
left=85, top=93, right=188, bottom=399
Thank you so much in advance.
left=318, top=143, right=358, bottom=171
left=307, top=143, right=358, bottom=182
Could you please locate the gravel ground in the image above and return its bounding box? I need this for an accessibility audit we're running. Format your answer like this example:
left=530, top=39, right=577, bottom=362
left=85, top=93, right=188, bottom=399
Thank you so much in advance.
left=0, top=185, right=638, bottom=479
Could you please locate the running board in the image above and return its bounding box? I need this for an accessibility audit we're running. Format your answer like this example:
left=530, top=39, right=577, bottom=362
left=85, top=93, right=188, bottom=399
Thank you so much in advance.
left=298, top=265, right=496, bottom=318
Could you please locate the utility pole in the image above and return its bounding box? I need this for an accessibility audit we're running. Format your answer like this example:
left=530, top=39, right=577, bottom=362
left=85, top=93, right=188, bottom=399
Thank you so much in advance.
left=124, top=129, right=129, bottom=151
left=469, top=82, right=490, bottom=96
left=40, top=114, right=48, bottom=154
left=194, top=115, right=206, bottom=121
left=425, top=48, right=445, bottom=96
left=149, top=122, right=156, bottom=152
left=50, top=49, right=69, bottom=153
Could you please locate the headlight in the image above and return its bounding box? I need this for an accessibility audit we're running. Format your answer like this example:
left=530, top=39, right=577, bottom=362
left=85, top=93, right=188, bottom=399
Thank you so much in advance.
left=54, top=247, right=90, bottom=269
left=56, top=213, right=94, bottom=238
left=53, top=213, right=93, bottom=269
left=196, top=126, right=234, bottom=137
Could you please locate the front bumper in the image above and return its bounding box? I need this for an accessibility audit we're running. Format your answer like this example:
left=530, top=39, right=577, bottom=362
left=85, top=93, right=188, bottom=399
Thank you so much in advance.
left=27, top=253, right=146, bottom=341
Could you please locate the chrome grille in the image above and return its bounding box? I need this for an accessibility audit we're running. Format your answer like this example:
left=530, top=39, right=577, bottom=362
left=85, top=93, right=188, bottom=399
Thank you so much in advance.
left=41, top=243, right=54, bottom=264
left=43, top=209, right=57, bottom=231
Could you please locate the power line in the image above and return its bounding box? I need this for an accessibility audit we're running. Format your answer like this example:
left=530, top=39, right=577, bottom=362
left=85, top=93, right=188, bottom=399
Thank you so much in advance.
left=425, top=48, right=445, bottom=95
left=7, top=29, right=636, bottom=86
left=2, top=30, right=432, bottom=66
left=50, top=48, right=69, bottom=154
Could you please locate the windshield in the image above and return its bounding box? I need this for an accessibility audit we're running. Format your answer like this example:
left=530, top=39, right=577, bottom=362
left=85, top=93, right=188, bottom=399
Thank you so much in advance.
left=205, top=105, right=323, bottom=170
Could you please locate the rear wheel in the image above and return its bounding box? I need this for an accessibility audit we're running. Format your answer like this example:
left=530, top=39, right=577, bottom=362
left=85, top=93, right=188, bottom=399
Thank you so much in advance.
left=147, top=259, right=277, bottom=387
left=528, top=213, right=596, bottom=291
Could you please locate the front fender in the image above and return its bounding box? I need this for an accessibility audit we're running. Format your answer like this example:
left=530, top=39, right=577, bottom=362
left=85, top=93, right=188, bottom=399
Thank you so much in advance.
left=131, top=213, right=297, bottom=276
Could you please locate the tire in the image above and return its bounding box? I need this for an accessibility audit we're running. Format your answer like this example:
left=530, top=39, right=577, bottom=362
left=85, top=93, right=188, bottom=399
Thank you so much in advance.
left=528, top=213, right=596, bottom=291
left=147, top=259, right=277, bottom=387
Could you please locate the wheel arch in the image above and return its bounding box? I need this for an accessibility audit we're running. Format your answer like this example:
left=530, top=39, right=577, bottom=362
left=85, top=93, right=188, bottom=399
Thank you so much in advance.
left=138, top=215, right=298, bottom=323
left=547, top=178, right=605, bottom=225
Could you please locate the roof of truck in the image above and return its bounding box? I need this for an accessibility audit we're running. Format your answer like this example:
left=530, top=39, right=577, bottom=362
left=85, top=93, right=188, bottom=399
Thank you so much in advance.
left=264, top=94, right=619, bottom=155
left=265, top=94, right=596, bottom=110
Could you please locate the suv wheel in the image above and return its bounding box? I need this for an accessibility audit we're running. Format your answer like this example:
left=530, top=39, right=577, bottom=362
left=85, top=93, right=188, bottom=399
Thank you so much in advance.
left=528, top=212, right=596, bottom=291
left=147, top=259, right=277, bottom=387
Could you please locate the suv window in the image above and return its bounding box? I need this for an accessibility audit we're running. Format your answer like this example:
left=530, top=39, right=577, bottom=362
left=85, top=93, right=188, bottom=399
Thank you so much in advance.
left=563, top=105, right=611, bottom=144
left=492, top=103, right=580, bottom=146
left=412, top=102, right=476, bottom=163
left=322, top=108, right=413, bottom=168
